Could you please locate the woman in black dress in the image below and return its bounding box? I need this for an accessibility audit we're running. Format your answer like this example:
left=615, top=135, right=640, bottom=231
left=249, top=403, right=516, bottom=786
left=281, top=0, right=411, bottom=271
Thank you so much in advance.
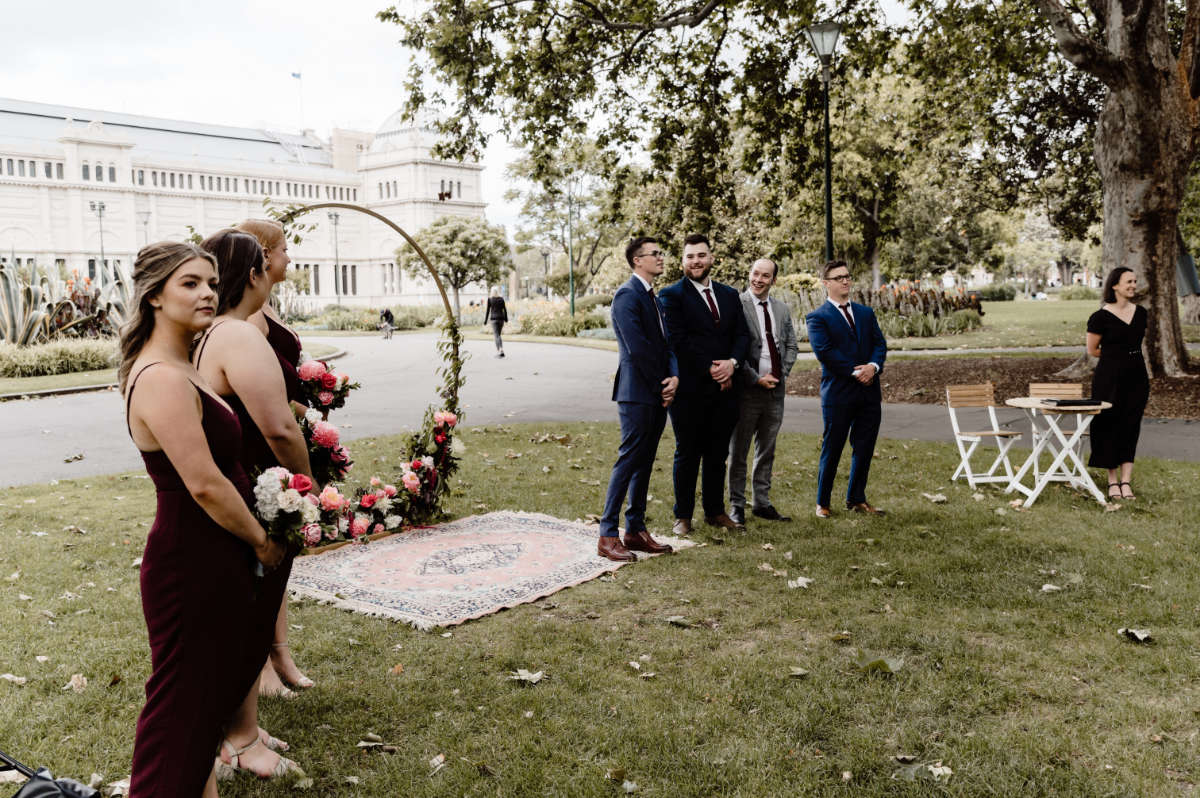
left=236, top=219, right=314, bottom=696
left=1086, top=267, right=1150, bottom=500
left=484, top=286, right=508, bottom=357
left=121, top=242, right=284, bottom=797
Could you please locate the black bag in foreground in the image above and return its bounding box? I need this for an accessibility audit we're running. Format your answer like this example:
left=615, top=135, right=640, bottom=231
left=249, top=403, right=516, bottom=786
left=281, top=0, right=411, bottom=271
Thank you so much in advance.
left=0, top=748, right=97, bottom=798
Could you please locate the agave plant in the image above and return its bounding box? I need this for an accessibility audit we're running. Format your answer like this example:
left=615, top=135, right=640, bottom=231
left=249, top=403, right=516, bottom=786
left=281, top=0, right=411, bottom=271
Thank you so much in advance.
left=0, top=262, right=50, bottom=345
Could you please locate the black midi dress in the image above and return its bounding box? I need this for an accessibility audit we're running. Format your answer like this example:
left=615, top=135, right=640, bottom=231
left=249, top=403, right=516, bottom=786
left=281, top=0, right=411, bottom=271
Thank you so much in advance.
left=1086, top=305, right=1150, bottom=468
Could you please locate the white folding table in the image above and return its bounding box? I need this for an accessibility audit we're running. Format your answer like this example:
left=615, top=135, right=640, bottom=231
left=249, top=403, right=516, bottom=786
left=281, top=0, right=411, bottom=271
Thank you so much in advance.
left=1003, top=397, right=1111, bottom=507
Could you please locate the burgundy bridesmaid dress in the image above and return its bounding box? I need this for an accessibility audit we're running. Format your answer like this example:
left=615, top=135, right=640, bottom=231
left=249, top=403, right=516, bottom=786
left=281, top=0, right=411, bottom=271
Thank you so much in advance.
left=127, top=365, right=260, bottom=797
left=265, top=313, right=305, bottom=406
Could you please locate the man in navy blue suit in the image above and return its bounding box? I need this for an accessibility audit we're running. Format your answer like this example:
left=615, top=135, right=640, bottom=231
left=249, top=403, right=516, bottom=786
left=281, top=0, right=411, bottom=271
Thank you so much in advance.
left=658, top=234, right=751, bottom=535
left=597, top=236, right=680, bottom=561
left=806, top=260, right=888, bottom=518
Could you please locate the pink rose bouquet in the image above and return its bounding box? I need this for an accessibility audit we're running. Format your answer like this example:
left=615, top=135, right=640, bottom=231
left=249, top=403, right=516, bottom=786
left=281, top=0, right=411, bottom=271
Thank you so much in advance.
left=251, top=466, right=321, bottom=549
left=351, top=480, right=405, bottom=537
left=296, top=357, right=360, bottom=413
left=295, top=407, right=354, bottom=486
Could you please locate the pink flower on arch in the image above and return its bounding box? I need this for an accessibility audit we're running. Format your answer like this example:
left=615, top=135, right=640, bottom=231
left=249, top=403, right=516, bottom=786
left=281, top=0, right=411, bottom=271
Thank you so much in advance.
left=349, top=516, right=369, bottom=539
left=402, top=472, right=420, bottom=494
left=359, top=493, right=378, bottom=509
left=382, top=484, right=398, bottom=498
left=301, top=523, right=323, bottom=547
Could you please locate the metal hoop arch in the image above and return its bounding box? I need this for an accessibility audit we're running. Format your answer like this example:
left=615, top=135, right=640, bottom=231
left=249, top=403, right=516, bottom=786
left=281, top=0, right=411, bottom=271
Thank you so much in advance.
left=276, top=202, right=462, bottom=410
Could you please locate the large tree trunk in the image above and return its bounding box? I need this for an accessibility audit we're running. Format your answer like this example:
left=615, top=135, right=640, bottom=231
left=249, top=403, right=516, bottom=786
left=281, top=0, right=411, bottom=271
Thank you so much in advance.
left=1184, top=293, right=1200, bottom=324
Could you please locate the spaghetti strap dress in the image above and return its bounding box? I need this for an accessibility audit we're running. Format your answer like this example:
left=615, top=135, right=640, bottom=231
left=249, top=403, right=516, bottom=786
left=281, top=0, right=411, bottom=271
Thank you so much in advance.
left=1087, top=305, right=1150, bottom=468
left=194, top=323, right=299, bottom=677
left=265, top=313, right=305, bottom=405
left=127, top=364, right=260, bottom=798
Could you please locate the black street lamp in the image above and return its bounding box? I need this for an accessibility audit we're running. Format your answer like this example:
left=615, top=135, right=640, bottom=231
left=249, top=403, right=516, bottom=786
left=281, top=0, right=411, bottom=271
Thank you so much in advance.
left=805, top=21, right=842, bottom=263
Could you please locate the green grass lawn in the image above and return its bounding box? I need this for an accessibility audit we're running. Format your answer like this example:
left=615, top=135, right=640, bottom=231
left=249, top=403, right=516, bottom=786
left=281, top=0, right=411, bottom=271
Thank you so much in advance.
left=0, top=341, right=341, bottom=396
left=1, top=423, right=1197, bottom=795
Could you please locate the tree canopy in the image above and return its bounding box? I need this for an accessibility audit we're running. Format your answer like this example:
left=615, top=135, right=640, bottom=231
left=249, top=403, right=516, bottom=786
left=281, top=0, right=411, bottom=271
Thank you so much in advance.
left=396, top=215, right=513, bottom=318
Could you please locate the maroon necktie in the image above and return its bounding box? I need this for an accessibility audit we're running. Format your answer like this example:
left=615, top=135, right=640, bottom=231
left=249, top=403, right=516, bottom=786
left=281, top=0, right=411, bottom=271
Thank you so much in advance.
left=649, top=287, right=665, bottom=336
left=703, top=288, right=720, bottom=323
left=760, top=301, right=782, bottom=380
left=839, top=303, right=856, bottom=336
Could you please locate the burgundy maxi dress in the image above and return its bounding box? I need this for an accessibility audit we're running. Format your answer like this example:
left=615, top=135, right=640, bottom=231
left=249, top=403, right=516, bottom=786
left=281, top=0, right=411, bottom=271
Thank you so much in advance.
left=265, top=313, right=304, bottom=405
left=127, top=365, right=260, bottom=797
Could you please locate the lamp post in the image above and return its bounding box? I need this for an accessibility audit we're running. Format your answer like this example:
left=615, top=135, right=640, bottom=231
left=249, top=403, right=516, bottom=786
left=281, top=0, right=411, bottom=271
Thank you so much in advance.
left=89, top=201, right=106, bottom=280
left=566, top=184, right=576, bottom=316
left=805, top=21, right=842, bottom=263
left=327, top=211, right=341, bottom=306
left=137, top=211, right=151, bottom=248
left=540, top=247, right=550, bottom=297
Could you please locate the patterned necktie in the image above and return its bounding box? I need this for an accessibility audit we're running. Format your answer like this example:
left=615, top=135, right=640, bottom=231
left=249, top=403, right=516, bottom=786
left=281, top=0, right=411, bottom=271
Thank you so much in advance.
left=703, top=288, right=720, bottom=323
left=649, top=287, right=665, bottom=336
left=839, top=303, right=856, bottom=336
left=760, top=301, right=782, bottom=380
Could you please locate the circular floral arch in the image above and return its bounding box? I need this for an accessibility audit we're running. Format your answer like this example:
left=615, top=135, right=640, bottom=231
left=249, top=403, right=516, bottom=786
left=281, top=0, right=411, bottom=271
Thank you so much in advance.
left=277, top=202, right=464, bottom=412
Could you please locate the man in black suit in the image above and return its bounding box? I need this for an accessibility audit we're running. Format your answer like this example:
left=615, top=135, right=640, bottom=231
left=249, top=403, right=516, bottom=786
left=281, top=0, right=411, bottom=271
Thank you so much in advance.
left=596, top=237, right=680, bottom=561
left=658, top=234, right=751, bottom=535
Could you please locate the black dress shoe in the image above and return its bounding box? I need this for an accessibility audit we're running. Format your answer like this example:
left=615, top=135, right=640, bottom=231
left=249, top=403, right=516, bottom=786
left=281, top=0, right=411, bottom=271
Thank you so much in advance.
left=729, top=506, right=745, bottom=526
left=751, top=505, right=791, bottom=522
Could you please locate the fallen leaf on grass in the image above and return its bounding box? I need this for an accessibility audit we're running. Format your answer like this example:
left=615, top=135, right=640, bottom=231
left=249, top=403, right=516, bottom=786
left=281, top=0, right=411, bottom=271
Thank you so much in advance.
left=893, top=761, right=953, bottom=782
left=870, top=577, right=885, bottom=586
left=0, top=770, right=26, bottom=784
left=5, top=571, right=18, bottom=581
left=17, top=593, right=31, bottom=601
left=104, top=776, right=131, bottom=796
left=894, top=754, right=917, bottom=764
left=666, top=616, right=693, bottom=628
left=605, top=769, right=626, bottom=782
left=35, top=656, right=48, bottom=664
left=761, top=543, right=774, bottom=551
left=1, top=674, right=27, bottom=685
left=429, top=753, right=446, bottom=776
left=63, top=674, right=87, bottom=693
left=639, top=672, right=657, bottom=679
left=829, top=630, right=853, bottom=642
left=294, top=776, right=314, bottom=789
left=854, top=650, right=903, bottom=675
left=131, top=558, right=143, bottom=568
left=1118, top=627, right=1153, bottom=643
left=1041, top=584, right=1062, bottom=593
left=390, top=663, right=405, bottom=675
left=788, top=667, right=810, bottom=678
left=921, top=493, right=947, bottom=503
left=972, top=493, right=985, bottom=502
left=509, top=669, right=545, bottom=684
left=1131, top=583, right=1153, bottom=591
left=628, top=661, right=641, bottom=671
left=623, top=781, right=639, bottom=793
left=787, top=577, right=813, bottom=590
left=440, top=632, right=453, bottom=638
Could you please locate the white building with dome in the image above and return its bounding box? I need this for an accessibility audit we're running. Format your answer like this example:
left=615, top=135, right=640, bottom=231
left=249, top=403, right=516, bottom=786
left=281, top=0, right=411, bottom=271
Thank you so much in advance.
left=0, top=97, right=488, bottom=308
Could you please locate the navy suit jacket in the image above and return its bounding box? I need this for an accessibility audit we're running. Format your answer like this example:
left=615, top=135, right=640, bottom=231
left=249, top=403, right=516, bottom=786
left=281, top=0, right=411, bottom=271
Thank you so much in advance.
left=611, top=275, right=679, bottom=405
left=805, top=300, right=888, bottom=406
left=658, top=278, right=751, bottom=398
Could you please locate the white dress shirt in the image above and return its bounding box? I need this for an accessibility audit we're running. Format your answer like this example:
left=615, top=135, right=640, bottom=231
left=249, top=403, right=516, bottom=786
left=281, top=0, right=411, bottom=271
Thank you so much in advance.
left=825, top=297, right=879, bottom=374
left=753, top=296, right=776, bottom=377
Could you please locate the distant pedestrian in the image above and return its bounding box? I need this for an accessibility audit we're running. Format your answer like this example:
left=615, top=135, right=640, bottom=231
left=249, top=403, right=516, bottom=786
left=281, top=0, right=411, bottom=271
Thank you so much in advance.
left=379, top=307, right=394, bottom=340
left=1086, top=267, right=1149, bottom=500
left=484, top=287, right=508, bottom=358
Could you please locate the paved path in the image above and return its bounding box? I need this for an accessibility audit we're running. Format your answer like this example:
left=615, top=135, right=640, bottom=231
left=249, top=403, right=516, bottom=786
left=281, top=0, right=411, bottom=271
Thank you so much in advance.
left=1, top=333, right=1196, bottom=488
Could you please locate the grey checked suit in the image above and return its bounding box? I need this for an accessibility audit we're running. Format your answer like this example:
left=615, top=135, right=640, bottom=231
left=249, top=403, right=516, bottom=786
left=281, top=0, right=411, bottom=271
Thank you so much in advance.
left=728, top=291, right=799, bottom=512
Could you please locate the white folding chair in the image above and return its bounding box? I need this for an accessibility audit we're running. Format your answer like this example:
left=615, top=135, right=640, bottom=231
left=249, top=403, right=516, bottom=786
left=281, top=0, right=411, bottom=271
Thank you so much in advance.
left=1028, top=383, right=1088, bottom=480
left=947, top=382, right=1022, bottom=488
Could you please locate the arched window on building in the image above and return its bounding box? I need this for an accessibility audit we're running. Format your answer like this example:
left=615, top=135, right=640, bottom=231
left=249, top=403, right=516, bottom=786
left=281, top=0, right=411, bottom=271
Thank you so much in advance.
left=169, top=173, right=175, bottom=188
left=110, top=166, right=117, bottom=182
left=351, top=264, right=357, bottom=295
left=17, top=160, right=25, bottom=177
left=82, top=163, right=90, bottom=180
left=44, top=162, right=52, bottom=179
left=186, top=174, right=192, bottom=189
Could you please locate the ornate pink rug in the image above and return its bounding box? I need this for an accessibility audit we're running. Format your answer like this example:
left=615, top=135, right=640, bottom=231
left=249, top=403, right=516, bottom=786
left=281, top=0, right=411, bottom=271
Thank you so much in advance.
left=287, top=511, right=694, bottom=629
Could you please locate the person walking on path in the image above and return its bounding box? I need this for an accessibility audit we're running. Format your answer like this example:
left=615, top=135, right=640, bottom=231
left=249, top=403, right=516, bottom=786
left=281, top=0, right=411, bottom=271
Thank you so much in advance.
left=728, top=258, right=799, bottom=525
left=484, top=286, right=508, bottom=357
left=597, top=236, right=679, bottom=561
left=806, top=260, right=888, bottom=519
left=658, top=233, right=751, bottom=535
left=1086, top=266, right=1150, bottom=501
left=379, top=307, right=395, bottom=340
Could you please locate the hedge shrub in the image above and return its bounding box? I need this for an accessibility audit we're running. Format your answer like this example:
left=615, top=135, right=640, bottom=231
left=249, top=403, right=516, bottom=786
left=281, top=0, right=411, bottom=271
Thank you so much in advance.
left=0, top=339, right=117, bottom=378
left=518, top=307, right=609, bottom=337
left=977, top=283, right=1017, bottom=301
left=1058, top=284, right=1100, bottom=301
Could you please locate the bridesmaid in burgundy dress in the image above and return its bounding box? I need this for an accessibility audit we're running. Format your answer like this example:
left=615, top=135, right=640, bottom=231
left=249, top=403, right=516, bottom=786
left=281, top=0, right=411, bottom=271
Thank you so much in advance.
left=193, top=229, right=311, bottom=780
left=121, top=242, right=284, bottom=798
left=235, top=219, right=313, bottom=696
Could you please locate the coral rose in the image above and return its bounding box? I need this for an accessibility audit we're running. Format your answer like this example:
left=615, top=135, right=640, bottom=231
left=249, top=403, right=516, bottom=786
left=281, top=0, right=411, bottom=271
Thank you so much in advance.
left=318, top=485, right=344, bottom=511
left=383, top=484, right=397, bottom=497
left=311, top=421, right=340, bottom=448
left=359, top=493, right=378, bottom=509
left=349, top=516, right=369, bottom=539
left=288, top=473, right=313, bottom=494
left=402, top=472, right=421, bottom=493
left=297, top=360, right=327, bottom=381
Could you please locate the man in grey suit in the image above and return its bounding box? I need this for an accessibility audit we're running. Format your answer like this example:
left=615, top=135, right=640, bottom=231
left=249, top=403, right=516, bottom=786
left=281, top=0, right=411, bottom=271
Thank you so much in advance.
left=728, top=258, right=800, bottom=524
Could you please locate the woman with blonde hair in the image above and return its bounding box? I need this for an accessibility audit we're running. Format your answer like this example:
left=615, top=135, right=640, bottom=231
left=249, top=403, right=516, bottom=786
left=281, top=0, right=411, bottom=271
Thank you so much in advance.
left=194, top=229, right=309, bottom=781
left=233, top=218, right=314, bottom=695
left=121, top=241, right=284, bottom=797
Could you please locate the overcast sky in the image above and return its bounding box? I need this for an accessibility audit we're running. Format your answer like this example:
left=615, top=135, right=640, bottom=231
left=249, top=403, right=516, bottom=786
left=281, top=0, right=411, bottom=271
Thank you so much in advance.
left=1, top=0, right=907, bottom=238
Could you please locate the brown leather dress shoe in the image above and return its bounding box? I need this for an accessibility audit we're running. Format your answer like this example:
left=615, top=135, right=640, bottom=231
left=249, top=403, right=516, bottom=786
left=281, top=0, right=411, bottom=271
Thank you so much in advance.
left=846, top=501, right=886, bottom=516
left=672, top=518, right=693, bottom=536
left=598, top=537, right=637, bottom=562
left=623, top=529, right=673, bottom=554
left=815, top=505, right=832, bottom=519
left=705, top=513, right=744, bottom=530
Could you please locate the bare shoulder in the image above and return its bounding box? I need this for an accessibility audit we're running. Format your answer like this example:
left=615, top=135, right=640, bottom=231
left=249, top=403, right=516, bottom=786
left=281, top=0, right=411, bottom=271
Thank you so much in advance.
left=127, top=362, right=199, bottom=410
left=213, top=318, right=271, bottom=347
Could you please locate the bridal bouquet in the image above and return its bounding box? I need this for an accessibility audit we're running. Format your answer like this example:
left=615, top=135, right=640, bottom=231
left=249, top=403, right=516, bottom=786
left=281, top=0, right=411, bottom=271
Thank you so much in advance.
left=252, top=467, right=322, bottom=549
left=350, top=477, right=405, bottom=539
left=296, top=407, right=353, bottom=485
left=314, top=484, right=353, bottom=543
left=296, top=358, right=360, bottom=412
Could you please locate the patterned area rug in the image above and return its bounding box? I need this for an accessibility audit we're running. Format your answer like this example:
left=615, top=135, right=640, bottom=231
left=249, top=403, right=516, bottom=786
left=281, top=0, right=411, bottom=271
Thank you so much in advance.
left=288, top=511, right=695, bottom=629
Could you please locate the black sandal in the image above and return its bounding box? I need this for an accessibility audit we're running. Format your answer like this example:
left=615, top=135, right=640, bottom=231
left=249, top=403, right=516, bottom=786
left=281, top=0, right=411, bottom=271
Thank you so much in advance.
left=1120, top=481, right=1135, bottom=500
left=1107, top=482, right=1122, bottom=500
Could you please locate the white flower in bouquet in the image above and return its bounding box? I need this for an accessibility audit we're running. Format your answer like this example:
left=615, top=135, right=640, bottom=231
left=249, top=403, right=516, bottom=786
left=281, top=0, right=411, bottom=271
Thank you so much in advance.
left=383, top=514, right=402, bottom=530
left=421, top=455, right=435, bottom=469
left=304, top=407, right=323, bottom=426
left=300, top=500, right=320, bottom=523
left=374, top=496, right=393, bottom=515
left=337, top=517, right=349, bottom=534
left=278, top=489, right=306, bottom=514
left=253, top=472, right=282, bottom=521
left=450, top=438, right=465, bottom=456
